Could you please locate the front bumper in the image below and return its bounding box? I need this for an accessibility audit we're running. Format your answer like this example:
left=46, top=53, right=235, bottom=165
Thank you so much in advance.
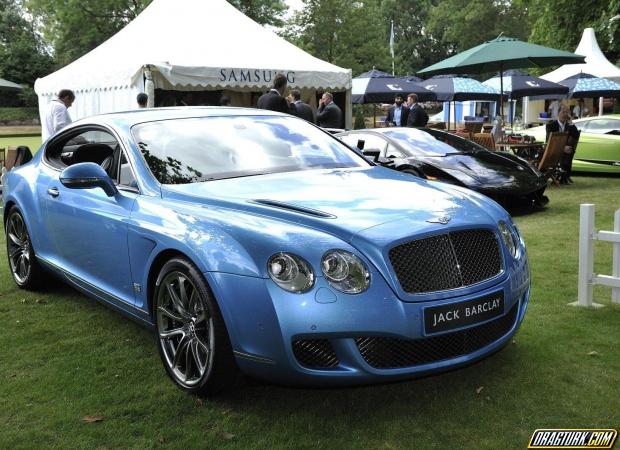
left=206, top=252, right=530, bottom=386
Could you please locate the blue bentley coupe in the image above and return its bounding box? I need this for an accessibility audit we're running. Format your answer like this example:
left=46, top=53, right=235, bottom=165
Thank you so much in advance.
left=3, top=107, right=530, bottom=395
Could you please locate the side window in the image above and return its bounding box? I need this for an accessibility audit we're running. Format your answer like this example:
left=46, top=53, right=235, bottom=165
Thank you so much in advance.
left=355, top=134, right=388, bottom=153
left=386, top=143, right=406, bottom=159
left=338, top=133, right=364, bottom=149
left=117, top=151, right=138, bottom=189
left=46, top=128, right=118, bottom=176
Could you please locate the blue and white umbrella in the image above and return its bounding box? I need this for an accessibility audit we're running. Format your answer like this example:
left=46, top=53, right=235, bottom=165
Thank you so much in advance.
left=559, top=73, right=620, bottom=98
left=419, top=74, right=504, bottom=102
left=352, top=70, right=436, bottom=104
left=483, top=70, right=568, bottom=99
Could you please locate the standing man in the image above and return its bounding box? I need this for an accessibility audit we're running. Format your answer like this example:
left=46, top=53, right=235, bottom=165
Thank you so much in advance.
left=289, top=90, right=315, bottom=123
left=316, top=92, right=343, bottom=129
left=42, top=89, right=75, bottom=141
left=257, top=74, right=295, bottom=114
left=546, top=103, right=579, bottom=184
left=137, top=93, right=148, bottom=108
left=385, top=94, right=409, bottom=127
left=406, top=93, right=429, bottom=127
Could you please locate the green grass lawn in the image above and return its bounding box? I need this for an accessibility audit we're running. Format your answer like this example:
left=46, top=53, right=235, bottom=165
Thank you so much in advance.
left=1, top=176, right=620, bottom=449
left=0, top=135, right=42, bottom=153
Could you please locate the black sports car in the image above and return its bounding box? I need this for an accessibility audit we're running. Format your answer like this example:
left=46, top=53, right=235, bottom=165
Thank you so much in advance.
left=336, top=127, right=548, bottom=206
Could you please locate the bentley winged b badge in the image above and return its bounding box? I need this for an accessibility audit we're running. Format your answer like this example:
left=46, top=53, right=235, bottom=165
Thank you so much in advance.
left=426, top=215, right=452, bottom=225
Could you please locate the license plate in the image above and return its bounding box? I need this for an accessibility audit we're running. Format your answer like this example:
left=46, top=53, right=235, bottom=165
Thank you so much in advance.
left=424, top=291, right=504, bottom=334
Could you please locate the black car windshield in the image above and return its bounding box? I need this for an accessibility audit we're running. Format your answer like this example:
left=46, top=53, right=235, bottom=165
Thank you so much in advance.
left=132, top=115, right=369, bottom=184
left=382, top=128, right=466, bottom=156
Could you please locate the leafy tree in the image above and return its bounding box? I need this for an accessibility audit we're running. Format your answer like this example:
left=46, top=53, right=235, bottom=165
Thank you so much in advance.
left=380, top=0, right=440, bottom=76
left=0, top=0, right=54, bottom=86
left=285, top=0, right=390, bottom=76
left=427, top=0, right=530, bottom=58
left=25, top=0, right=153, bottom=67
left=227, top=0, right=289, bottom=28
left=528, top=0, right=610, bottom=52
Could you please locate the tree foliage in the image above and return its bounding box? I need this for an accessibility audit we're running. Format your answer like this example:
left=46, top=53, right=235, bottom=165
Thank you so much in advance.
left=285, top=0, right=390, bottom=76
left=25, top=0, right=153, bottom=67
left=0, top=0, right=54, bottom=86
left=227, top=0, right=289, bottom=28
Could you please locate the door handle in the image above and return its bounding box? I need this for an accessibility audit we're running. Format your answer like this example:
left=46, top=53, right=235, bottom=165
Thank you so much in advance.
left=47, top=187, right=60, bottom=198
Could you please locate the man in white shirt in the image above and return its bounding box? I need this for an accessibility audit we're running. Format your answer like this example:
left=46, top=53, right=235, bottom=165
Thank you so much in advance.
left=548, top=99, right=560, bottom=120
left=42, top=89, right=75, bottom=141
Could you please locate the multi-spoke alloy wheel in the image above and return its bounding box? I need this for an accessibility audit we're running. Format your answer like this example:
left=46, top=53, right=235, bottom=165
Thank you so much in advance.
left=5, top=208, right=45, bottom=289
left=157, top=271, right=214, bottom=387
left=154, top=258, right=239, bottom=396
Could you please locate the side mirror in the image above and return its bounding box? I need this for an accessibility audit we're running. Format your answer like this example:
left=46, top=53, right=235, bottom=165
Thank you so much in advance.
left=60, top=162, right=118, bottom=197
left=362, top=148, right=381, bottom=163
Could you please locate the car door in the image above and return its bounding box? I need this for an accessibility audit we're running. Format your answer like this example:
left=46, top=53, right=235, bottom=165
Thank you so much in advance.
left=42, top=127, right=138, bottom=306
left=576, top=120, right=620, bottom=164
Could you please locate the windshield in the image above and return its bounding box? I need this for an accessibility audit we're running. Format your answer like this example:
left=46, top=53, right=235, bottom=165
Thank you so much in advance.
left=382, top=128, right=467, bottom=156
left=132, top=115, right=369, bottom=184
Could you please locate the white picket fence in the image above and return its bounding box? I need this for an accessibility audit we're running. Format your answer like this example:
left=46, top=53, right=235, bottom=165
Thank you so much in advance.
left=575, top=204, right=620, bottom=308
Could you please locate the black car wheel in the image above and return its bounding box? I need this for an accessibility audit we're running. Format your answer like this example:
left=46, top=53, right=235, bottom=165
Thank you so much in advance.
left=5, top=207, right=46, bottom=289
left=154, top=257, right=239, bottom=396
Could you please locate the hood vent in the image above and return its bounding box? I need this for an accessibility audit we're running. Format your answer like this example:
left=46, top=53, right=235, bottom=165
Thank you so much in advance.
left=252, top=199, right=336, bottom=218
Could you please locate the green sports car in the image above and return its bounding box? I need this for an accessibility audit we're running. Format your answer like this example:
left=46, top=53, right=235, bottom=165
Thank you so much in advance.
left=528, top=115, right=620, bottom=173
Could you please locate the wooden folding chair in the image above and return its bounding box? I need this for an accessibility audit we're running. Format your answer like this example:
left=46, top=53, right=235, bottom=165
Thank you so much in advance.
left=4, top=146, right=17, bottom=170
left=453, top=130, right=472, bottom=140
left=472, top=133, right=495, bottom=151
left=464, top=121, right=483, bottom=133
left=426, top=122, right=446, bottom=130
left=538, top=132, right=568, bottom=185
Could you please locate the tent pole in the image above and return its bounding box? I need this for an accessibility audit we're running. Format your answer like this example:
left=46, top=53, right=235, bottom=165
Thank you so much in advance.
left=373, top=104, right=376, bottom=127
left=499, top=62, right=504, bottom=123
left=599, top=96, right=604, bottom=116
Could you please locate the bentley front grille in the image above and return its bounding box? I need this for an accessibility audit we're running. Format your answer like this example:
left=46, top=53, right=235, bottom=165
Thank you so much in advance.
left=389, top=229, right=502, bottom=294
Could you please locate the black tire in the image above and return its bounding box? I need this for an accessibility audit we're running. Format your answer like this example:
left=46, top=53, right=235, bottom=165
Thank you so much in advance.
left=153, top=257, right=240, bottom=396
left=5, top=207, right=46, bottom=290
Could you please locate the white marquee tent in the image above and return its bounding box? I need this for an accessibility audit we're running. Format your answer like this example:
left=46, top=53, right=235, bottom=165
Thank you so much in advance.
left=541, top=28, right=620, bottom=83
left=35, top=0, right=352, bottom=126
left=524, top=28, right=620, bottom=122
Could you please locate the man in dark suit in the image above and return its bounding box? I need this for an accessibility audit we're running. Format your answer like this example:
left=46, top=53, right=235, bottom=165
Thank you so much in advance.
left=257, top=74, right=295, bottom=114
left=406, top=93, right=429, bottom=127
left=289, top=90, right=315, bottom=123
left=317, top=92, right=343, bottom=129
left=546, top=103, right=580, bottom=184
left=385, top=94, right=409, bottom=127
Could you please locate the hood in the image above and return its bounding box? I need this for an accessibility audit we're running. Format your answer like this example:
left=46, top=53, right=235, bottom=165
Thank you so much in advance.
left=161, top=166, right=497, bottom=242
left=418, top=151, right=542, bottom=190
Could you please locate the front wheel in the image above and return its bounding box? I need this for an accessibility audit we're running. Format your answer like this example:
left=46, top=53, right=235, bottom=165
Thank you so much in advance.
left=154, top=257, right=239, bottom=396
left=5, top=207, right=46, bottom=290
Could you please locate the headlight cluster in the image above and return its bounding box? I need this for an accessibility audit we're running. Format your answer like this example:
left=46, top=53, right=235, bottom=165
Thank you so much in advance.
left=321, top=250, right=370, bottom=294
left=268, top=253, right=315, bottom=293
left=498, top=220, right=520, bottom=258
left=267, top=250, right=370, bottom=294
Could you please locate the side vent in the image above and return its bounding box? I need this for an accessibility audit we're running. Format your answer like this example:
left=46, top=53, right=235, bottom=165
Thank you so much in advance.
left=252, top=199, right=336, bottom=218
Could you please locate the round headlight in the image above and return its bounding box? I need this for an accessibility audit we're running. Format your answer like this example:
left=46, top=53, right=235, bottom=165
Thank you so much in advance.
left=321, top=250, right=370, bottom=294
left=498, top=220, right=518, bottom=258
left=268, top=253, right=314, bottom=293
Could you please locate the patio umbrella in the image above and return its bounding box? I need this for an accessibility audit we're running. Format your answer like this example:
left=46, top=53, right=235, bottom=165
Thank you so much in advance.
left=558, top=73, right=620, bottom=98
left=0, top=78, right=23, bottom=91
left=483, top=70, right=569, bottom=125
left=419, top=74, right=504, bottom=129
left=483, top=70, right=569, bottom=98
left=352, top=70, right=436, bottom=104
left=418, top=36, right=585, bottom=118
